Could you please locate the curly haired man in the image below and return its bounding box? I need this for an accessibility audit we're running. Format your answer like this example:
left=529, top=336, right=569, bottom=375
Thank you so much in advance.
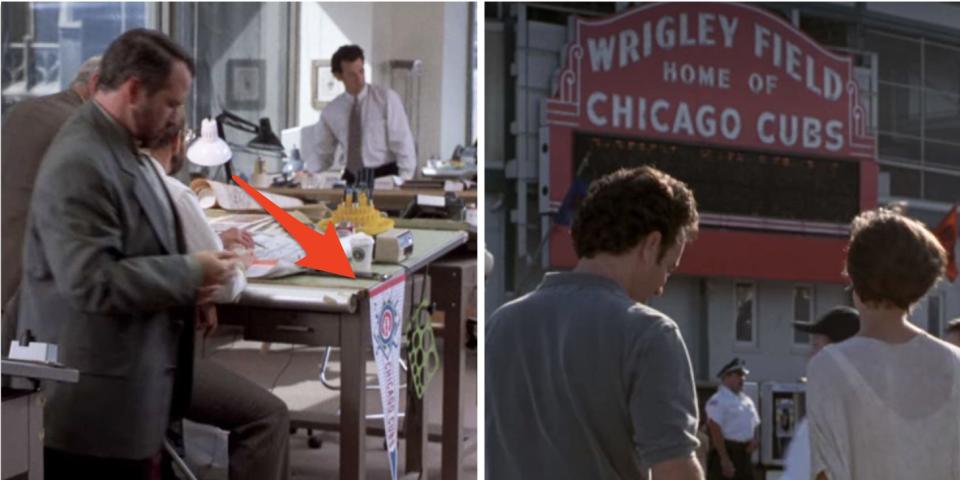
left=487, top=166, right=703, bottom=480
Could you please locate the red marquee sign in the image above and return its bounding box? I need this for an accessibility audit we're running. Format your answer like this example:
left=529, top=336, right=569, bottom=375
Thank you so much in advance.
left=544, top=2, right=879, bottom=283
left=545, top=2, right=875, bottom=158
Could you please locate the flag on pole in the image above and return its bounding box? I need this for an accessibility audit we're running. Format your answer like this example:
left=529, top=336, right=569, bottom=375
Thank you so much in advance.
left=554, top=152, right=593, bottom=226
left=932, top=205, right=958, bottom=282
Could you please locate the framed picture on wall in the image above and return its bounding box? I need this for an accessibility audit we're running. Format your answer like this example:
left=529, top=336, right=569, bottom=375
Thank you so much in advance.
left=311, top=59, right=344, bottom=110
left=226, top=59, right=265, bottom=110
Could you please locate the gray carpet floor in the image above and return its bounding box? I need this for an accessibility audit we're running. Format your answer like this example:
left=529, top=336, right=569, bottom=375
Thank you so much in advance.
left=184, top=328, right=477, bottom=479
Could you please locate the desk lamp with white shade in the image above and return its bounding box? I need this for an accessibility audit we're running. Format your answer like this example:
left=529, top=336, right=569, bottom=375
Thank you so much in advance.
left=186, top=111, right=285, bottom=185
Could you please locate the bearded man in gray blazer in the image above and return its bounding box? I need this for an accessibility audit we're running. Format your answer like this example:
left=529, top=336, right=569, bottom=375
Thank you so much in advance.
left=15, top=29, right=238, bottom=478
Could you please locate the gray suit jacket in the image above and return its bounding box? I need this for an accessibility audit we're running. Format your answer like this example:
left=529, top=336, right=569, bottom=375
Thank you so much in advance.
left=16, top=101, right=203, bottom=459
left=1, top=90, right=84, bottom=320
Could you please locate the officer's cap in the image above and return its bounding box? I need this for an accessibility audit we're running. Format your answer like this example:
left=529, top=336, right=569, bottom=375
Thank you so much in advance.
left=717, top=357, right=749, bottom=378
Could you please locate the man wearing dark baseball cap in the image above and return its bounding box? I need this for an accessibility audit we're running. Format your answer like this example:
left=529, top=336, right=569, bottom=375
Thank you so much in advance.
left=945, top=318, right=960, bottom=348
left=793, top=306, right=861, bottom=354
left=781, top=306, right=860, bottom=480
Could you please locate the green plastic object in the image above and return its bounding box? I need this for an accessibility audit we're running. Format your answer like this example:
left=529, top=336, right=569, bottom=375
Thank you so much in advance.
left=405, top=300, right=440, bottom=399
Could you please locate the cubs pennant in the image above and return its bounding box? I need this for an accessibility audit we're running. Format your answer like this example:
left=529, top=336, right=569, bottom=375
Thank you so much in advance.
left=368, top=273, right=407, bottom=480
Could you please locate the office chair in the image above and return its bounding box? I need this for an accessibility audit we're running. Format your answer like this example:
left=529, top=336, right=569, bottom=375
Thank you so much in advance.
left=301, top=347, right=409, bottom=449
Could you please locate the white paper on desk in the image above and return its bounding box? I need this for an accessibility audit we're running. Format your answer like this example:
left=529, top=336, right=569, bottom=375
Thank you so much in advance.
left=443, top=180, right=464, bottom=192
left=241, top=231, right=308, bottom=278
left=190, top=178, right=304, bottom=211
left=208, top=211, right=314, bottom=236
left=466, top=207, right=478, bottom=227
left=208, top=214, right=311, bottom=278
left=297, top=171, right=341, bottom=189
left=374, top=175, right=403, bottom=190
left=253, top=232, right=304, bottom=262
left=208, top=214, right=275, bottom=233
left=368, top=274, right=406, bottom=480
left=416, top=194, right=445, bottom=207
left=245, top=259, right=303, bottom=279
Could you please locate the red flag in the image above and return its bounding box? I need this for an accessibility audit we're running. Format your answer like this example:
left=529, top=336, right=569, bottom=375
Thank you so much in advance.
left=932, top=206, right=958, bottom=282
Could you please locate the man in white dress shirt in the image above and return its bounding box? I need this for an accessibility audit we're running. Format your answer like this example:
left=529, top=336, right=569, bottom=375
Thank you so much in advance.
left=145, top=125, right=252, bottom=305
left=146, top=122, right=291, bottom=480
left=705, top=358, right=759, bottom=480
left=303, top=44, right=417, bottom=183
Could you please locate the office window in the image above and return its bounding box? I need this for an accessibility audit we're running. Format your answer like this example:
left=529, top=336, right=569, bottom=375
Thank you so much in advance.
left=924, top=138, right=960, bottom=172
left=877, top=133, right=923, bottom=165
left=879, top=164, right=923, bottom=198
left=1, top=2, right=150, bottom=119
left=924, top=90, right=960, bottom=145
left=468, top=1, right=477, bottom=143
left=878, top=83, right=923, bottom=141
left=924, top=42, right=960, bottom=100
left=735, top=283, right=757, bottom=345
left=924, top=171, right=960, bottom=203
left=865, top=29, right=960, bottom=201
left=866, top=30, right=922, bottom=87
left=169, top=2, right=293, bottom=179
left=927, top=293, right=943, bottom=337
left=793, top=286, right=814, bottom=345
left=799, top=14, right=853, bottom=49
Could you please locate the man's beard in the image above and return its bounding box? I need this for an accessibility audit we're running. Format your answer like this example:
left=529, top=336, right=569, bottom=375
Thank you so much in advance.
left=168, top=151, right=186, bottom=175
left=132, top=103, right=164, bottom=145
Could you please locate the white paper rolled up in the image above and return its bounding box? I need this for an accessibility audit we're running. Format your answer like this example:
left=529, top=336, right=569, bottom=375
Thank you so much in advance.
left=197, top=187, right=216, bottom=209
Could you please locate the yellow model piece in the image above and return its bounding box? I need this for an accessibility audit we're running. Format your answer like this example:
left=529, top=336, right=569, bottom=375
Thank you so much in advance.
left=318, top=191, right=395, bottom=236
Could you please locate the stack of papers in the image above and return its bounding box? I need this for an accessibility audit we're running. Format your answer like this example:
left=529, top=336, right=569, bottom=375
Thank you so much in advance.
left=208, top=213, right=310, bottom=278
left=191, top=178, right=304, bottom=211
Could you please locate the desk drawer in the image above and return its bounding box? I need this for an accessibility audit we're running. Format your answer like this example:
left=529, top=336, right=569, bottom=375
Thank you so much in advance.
left=219, top=307, right=341, bottom=347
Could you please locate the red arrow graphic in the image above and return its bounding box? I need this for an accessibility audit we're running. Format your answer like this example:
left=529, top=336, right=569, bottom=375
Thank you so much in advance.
left=232, top=176, right=355, bottom=278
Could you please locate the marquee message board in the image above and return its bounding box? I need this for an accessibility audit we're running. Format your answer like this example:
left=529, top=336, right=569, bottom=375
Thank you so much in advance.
left=544, top=2, right=878, bottom=282
left=545, top=2, right=875, bottom=158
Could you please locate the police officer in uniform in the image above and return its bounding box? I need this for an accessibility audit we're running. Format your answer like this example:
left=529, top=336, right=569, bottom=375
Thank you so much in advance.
left=706, top=358, right=759, bottom=480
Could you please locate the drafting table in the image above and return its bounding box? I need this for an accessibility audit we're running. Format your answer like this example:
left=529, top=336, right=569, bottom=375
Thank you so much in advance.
left=263, top=187, right=477, bottom=212
left=216, top=228, right=470, bottom=479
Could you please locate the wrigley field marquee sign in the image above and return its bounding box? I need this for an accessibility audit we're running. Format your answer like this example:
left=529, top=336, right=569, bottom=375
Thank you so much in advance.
left=545, top=2, right=876, bottom=159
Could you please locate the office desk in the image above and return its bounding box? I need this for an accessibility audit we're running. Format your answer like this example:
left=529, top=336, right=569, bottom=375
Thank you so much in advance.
left=263, top=187, right=477, bottom=211
left=218, top=228, right=469, bottom=479
left=2, top=360, right=79, bottom=480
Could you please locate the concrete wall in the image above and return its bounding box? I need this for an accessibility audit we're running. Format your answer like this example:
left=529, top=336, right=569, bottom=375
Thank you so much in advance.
left=439, top=3, right=469, bottom=158
left=370, top=3, right=442, bottom=161
left=912, top=281, right=960, bottom=336
left=647, top=276, right=704, bottom=378
left=649, top=276, right=851, bottom=384
left=708, top=279, right=847, bottom=384
left=372, top=2, right=470, bottom=161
